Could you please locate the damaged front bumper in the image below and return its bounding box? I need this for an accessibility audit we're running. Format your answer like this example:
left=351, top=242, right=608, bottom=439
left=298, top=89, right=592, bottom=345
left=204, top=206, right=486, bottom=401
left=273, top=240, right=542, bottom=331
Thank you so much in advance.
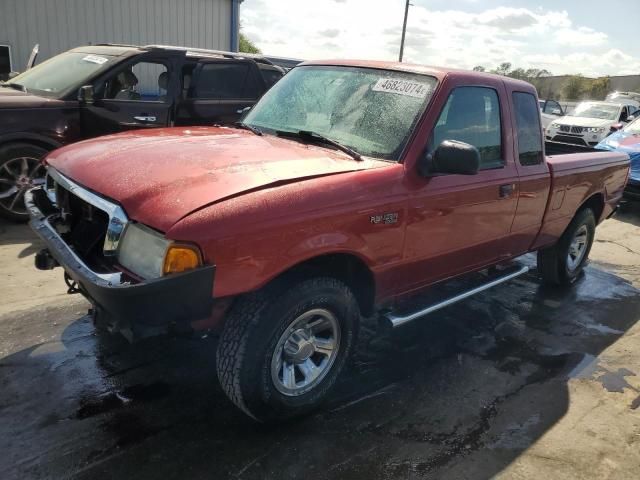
left=25, top=186, right=215, bottom=342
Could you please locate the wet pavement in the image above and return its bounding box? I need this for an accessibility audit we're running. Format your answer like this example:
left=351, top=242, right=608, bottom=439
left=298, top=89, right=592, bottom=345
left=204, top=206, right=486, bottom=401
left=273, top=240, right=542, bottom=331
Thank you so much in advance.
left=2, top=214, right=640, bottom=479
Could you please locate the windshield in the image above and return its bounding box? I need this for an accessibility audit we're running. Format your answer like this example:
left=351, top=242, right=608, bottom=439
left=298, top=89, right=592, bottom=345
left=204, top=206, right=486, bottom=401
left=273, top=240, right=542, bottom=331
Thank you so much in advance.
left=623, top=117, right=640, bottom=134
left=568, top=102, right=620, bottom=121
left=4, top=52, right=117, bottom=97
left=244, top=65, right=437, bottom=160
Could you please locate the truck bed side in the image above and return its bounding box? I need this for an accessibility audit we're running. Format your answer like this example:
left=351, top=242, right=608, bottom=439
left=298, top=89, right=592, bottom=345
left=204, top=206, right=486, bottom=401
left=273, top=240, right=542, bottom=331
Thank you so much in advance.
left=532, top=151, right=629, bottom=249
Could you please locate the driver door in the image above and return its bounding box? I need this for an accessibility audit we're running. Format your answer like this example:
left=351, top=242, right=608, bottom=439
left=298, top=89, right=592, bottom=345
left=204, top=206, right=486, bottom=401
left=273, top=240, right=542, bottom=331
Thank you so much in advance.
left=80, top=56, right=174, bottom=138
left=399, top=81, right=520, bottom=294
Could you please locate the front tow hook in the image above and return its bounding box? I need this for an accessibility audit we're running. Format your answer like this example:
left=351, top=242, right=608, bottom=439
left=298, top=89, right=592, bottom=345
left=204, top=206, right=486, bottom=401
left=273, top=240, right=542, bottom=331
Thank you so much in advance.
left=35, top=248, right=58, bottom=270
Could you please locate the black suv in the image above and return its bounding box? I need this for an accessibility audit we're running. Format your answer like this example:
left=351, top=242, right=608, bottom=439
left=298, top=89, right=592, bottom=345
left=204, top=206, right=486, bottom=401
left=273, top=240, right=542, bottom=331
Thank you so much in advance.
left=0, top=44, right=292, bottom=221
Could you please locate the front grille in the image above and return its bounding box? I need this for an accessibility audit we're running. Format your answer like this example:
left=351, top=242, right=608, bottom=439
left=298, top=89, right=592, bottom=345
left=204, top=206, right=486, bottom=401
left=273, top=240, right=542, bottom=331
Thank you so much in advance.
left=559, top=125, right=570, bottom=132
left=552, top=135, right=588, bottom=146
left=55, top=184, right=115, bottom=273
left=570, top=126, right=584, bottom=134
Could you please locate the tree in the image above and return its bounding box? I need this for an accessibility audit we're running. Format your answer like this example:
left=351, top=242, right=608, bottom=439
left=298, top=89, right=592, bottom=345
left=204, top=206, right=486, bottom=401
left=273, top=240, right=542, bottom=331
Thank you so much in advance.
left=472, top=66, right=485, bottom=72
left=562, top=75, right=586, bottom=101
left=493, top=62, right=512, bottom=76
left=589, top=76, right=611, bottom=100
left=239, top=33, right=261, bottom=54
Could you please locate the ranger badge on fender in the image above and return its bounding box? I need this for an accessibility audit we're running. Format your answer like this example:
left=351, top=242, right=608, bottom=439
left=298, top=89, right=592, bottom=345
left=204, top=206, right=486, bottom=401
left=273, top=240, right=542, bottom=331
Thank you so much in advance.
left=370, top=213, right=399, bottom=225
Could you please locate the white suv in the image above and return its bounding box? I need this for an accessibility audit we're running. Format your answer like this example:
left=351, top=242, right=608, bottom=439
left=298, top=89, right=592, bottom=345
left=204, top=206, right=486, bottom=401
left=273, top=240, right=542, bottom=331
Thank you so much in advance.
left=545, top=101, right=636, bottom=147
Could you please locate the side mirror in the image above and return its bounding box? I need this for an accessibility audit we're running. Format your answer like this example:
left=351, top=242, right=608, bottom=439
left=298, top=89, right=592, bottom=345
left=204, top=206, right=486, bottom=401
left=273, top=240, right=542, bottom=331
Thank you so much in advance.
left=551, top=108, right=562, bottom=116
left=627, top=115, right=635, bottom=122
left=610, top=123, right=624, bottom=132
left=78, top=85, right=94, bottom=105
left=419, top=140, right=480, bottom=177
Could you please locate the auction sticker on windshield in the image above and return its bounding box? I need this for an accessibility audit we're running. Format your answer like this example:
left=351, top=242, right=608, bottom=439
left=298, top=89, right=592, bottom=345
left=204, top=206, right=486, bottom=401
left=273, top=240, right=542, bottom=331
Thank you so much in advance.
left=82, top=55, right=109, bottom=65
left=372, top=78, right=431, bottom=98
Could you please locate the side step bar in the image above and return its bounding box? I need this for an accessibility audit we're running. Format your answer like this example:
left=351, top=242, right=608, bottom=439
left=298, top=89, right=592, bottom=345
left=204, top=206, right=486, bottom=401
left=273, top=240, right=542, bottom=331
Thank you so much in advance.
left=385, top=265, right=530, bottom=328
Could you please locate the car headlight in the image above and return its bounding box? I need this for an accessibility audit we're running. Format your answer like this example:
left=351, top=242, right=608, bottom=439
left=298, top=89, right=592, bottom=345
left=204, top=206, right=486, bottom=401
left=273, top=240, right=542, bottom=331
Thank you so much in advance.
left=117, top=223, right=202, bottom=279
left=550, top=123, right=561, bottom=129
left=584, top=127, right=604, bottom=133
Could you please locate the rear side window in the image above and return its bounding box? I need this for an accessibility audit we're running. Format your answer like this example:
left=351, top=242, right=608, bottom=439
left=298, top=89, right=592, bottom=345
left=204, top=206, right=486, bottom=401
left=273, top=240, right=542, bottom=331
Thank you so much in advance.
left=513, top=92, right=543, bottom=166
left=192, top=63, right=261, bottom=100
left=432, top=86, right=503, bottom=169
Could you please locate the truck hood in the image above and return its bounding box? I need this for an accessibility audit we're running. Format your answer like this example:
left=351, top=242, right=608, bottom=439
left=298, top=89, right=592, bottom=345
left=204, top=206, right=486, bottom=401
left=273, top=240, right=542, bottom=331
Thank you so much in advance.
left=555, top=116, right=615, bottom=128
left=0, top=87, right=62, bottom=108
left=46, top=127, right=387, bottom=231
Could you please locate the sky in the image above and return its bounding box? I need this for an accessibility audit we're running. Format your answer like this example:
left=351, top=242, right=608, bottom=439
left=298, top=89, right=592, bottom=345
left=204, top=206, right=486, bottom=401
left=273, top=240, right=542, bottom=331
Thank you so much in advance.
left=240, top=0, right=640, bottom=77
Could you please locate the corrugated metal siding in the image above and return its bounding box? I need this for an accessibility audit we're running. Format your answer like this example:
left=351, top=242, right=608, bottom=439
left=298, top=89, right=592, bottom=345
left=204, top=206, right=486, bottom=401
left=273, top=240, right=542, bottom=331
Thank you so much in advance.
left=0, top=0, right=232, bottom=72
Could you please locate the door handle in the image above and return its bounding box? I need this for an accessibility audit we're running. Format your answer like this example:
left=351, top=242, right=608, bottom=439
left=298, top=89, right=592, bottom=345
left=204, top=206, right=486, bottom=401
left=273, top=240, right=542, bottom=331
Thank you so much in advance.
left=133, top=115, right=157, bottom=123
left=499, top=184, right=515, bottom=198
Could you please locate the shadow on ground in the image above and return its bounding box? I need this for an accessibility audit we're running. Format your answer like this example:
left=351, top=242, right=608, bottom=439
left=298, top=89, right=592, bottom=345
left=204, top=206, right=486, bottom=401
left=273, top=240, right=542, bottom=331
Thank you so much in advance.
left=1, top=266, right=639, bottom=479
left=0, top=218, right=42, bottom=258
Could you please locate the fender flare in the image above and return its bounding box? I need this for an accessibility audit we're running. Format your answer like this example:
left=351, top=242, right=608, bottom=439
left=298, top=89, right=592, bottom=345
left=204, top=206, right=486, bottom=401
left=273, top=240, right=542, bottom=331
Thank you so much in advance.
left=0, top=132, right=63, bottom=150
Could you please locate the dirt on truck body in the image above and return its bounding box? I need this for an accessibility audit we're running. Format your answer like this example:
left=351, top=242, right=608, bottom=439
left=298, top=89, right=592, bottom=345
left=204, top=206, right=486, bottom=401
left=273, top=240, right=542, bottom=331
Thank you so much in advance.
left=26, top=60, right=630, bottom=420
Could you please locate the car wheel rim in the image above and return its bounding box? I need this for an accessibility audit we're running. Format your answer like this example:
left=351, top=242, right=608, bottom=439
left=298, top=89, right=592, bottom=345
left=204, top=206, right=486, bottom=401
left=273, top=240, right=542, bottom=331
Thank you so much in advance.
left=271, top=308, right=341, bottom=397
left=567, top=224, right=589, bottom=272
left=0, top=157, right=45, bottom=215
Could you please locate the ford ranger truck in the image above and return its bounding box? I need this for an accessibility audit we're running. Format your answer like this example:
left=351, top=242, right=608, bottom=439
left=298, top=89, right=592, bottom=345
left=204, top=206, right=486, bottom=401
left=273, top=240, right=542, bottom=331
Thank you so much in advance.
left=26, top=61, right=630, bottom=421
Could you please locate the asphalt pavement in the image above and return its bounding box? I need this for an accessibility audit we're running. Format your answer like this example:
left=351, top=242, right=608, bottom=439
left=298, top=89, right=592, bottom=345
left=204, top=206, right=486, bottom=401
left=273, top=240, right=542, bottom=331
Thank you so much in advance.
left=1, top=205, right=640, bottom=480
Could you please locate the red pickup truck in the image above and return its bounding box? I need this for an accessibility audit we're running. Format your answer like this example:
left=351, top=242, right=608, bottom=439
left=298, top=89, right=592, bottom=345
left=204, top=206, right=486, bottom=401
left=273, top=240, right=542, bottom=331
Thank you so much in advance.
left=26, top=60, right=629, bottom=421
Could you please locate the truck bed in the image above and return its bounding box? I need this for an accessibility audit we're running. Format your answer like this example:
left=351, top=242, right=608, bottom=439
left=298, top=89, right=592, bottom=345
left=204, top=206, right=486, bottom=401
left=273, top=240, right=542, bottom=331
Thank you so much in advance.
left=533, top=141, right=630, bottom=249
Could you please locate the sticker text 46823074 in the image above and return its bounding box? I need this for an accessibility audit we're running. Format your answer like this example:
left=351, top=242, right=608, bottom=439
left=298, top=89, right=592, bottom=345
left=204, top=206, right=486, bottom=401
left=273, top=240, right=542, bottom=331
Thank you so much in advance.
left=372, top=78, right=431, bottom=99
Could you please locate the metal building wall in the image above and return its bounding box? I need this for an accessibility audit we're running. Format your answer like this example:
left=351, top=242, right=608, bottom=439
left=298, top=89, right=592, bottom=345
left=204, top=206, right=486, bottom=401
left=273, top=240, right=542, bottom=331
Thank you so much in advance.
left=0, top=0, right=233, bottom=72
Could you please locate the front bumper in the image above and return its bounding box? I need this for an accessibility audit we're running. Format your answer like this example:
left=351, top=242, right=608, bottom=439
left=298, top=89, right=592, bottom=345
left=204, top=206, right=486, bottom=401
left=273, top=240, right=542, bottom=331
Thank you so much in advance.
left=26, top=187, right=215, bottom=342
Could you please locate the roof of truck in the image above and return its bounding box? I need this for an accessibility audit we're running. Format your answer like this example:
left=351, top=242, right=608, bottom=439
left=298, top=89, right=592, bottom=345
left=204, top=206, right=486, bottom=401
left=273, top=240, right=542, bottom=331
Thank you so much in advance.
left=301, top=59, right=535, bottom=89
left=77, top=44, right=301, bottom=68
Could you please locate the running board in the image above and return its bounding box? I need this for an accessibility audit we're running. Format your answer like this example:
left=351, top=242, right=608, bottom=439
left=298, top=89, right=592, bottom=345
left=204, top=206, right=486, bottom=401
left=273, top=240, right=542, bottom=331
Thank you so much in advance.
left=385, top=265, right=530, bottom=328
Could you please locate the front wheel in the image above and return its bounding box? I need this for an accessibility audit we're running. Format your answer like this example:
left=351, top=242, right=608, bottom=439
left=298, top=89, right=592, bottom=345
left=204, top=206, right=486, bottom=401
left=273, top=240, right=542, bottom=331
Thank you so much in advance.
left=216, top=277, right=360, bottom=421
left=0, top=143, right=48, bottom=222
left=537, top=208, right=596, bottom=286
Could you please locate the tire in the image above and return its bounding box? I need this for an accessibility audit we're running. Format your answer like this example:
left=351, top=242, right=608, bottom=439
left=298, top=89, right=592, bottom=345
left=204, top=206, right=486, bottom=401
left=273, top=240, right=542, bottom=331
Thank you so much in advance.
left=216, top=277, right=360, bottom=422
left=537, top=208, right=596, bottom=286
left=0, top=143, right=48, bottom=222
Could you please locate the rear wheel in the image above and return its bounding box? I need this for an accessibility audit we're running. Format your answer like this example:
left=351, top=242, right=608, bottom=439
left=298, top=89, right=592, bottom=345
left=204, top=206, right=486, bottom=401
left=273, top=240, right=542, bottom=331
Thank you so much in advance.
left=538, top=208, right=596, bottom=286
left=216, top=277, right=359, bottom=421
left=0, top=143, right=48, bottom=222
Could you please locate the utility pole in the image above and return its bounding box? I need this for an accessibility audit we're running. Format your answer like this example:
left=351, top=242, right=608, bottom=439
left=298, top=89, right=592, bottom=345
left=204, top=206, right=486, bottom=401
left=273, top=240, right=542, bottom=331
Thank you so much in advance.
left=399, top=0, right=411, bottom=62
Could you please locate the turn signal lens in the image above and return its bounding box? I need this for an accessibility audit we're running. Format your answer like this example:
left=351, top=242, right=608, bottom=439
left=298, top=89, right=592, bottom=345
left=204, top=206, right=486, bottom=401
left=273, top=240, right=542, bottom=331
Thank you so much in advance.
left=163, top=244, right=202, bottom=275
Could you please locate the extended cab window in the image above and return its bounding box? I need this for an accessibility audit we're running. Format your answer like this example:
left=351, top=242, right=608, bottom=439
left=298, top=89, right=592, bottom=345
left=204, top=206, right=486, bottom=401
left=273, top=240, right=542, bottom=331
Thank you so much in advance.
left=192, top=63, right=261, bottom=100
left=432, top=86, right=503, bottom=169
left=513, top=92, right=543, bottom=166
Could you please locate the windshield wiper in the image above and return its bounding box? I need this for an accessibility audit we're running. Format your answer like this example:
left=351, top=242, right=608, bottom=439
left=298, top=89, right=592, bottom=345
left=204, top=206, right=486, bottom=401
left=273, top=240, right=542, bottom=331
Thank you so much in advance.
left=275, top=130, right=362, bottom=161
left=234, top=122, right=263, bottom=136
left=1, top=82, right=27, bottom=92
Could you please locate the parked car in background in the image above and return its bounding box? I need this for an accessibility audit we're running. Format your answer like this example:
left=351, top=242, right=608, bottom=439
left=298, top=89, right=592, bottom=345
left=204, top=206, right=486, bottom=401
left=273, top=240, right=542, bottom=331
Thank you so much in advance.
left=597, top=116, right=640, bottom=199
left=539, top=99, right=564, bottom=128
left=606, top=91, right=640, bottom=107
left=26, top=61, right=629, bottom=420
left=0, top=44, right=291, bottom=221
left=545, top=101, right=636, bottom=147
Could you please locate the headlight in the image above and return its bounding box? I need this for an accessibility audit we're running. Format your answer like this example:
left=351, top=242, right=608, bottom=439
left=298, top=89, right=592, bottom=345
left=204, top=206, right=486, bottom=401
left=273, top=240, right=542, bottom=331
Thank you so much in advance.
left=584, top=127, right=604, bottom=133
left=550, top=123, right=561, bottom=129
left=117, top=223, right=202, bottom=279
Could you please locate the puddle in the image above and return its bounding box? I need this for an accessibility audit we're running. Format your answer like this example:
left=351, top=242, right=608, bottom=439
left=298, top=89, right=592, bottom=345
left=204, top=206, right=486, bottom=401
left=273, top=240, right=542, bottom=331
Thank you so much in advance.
left=568, top=354, right=638, bottom=393
left=598, top=368, right=636, bottom=393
